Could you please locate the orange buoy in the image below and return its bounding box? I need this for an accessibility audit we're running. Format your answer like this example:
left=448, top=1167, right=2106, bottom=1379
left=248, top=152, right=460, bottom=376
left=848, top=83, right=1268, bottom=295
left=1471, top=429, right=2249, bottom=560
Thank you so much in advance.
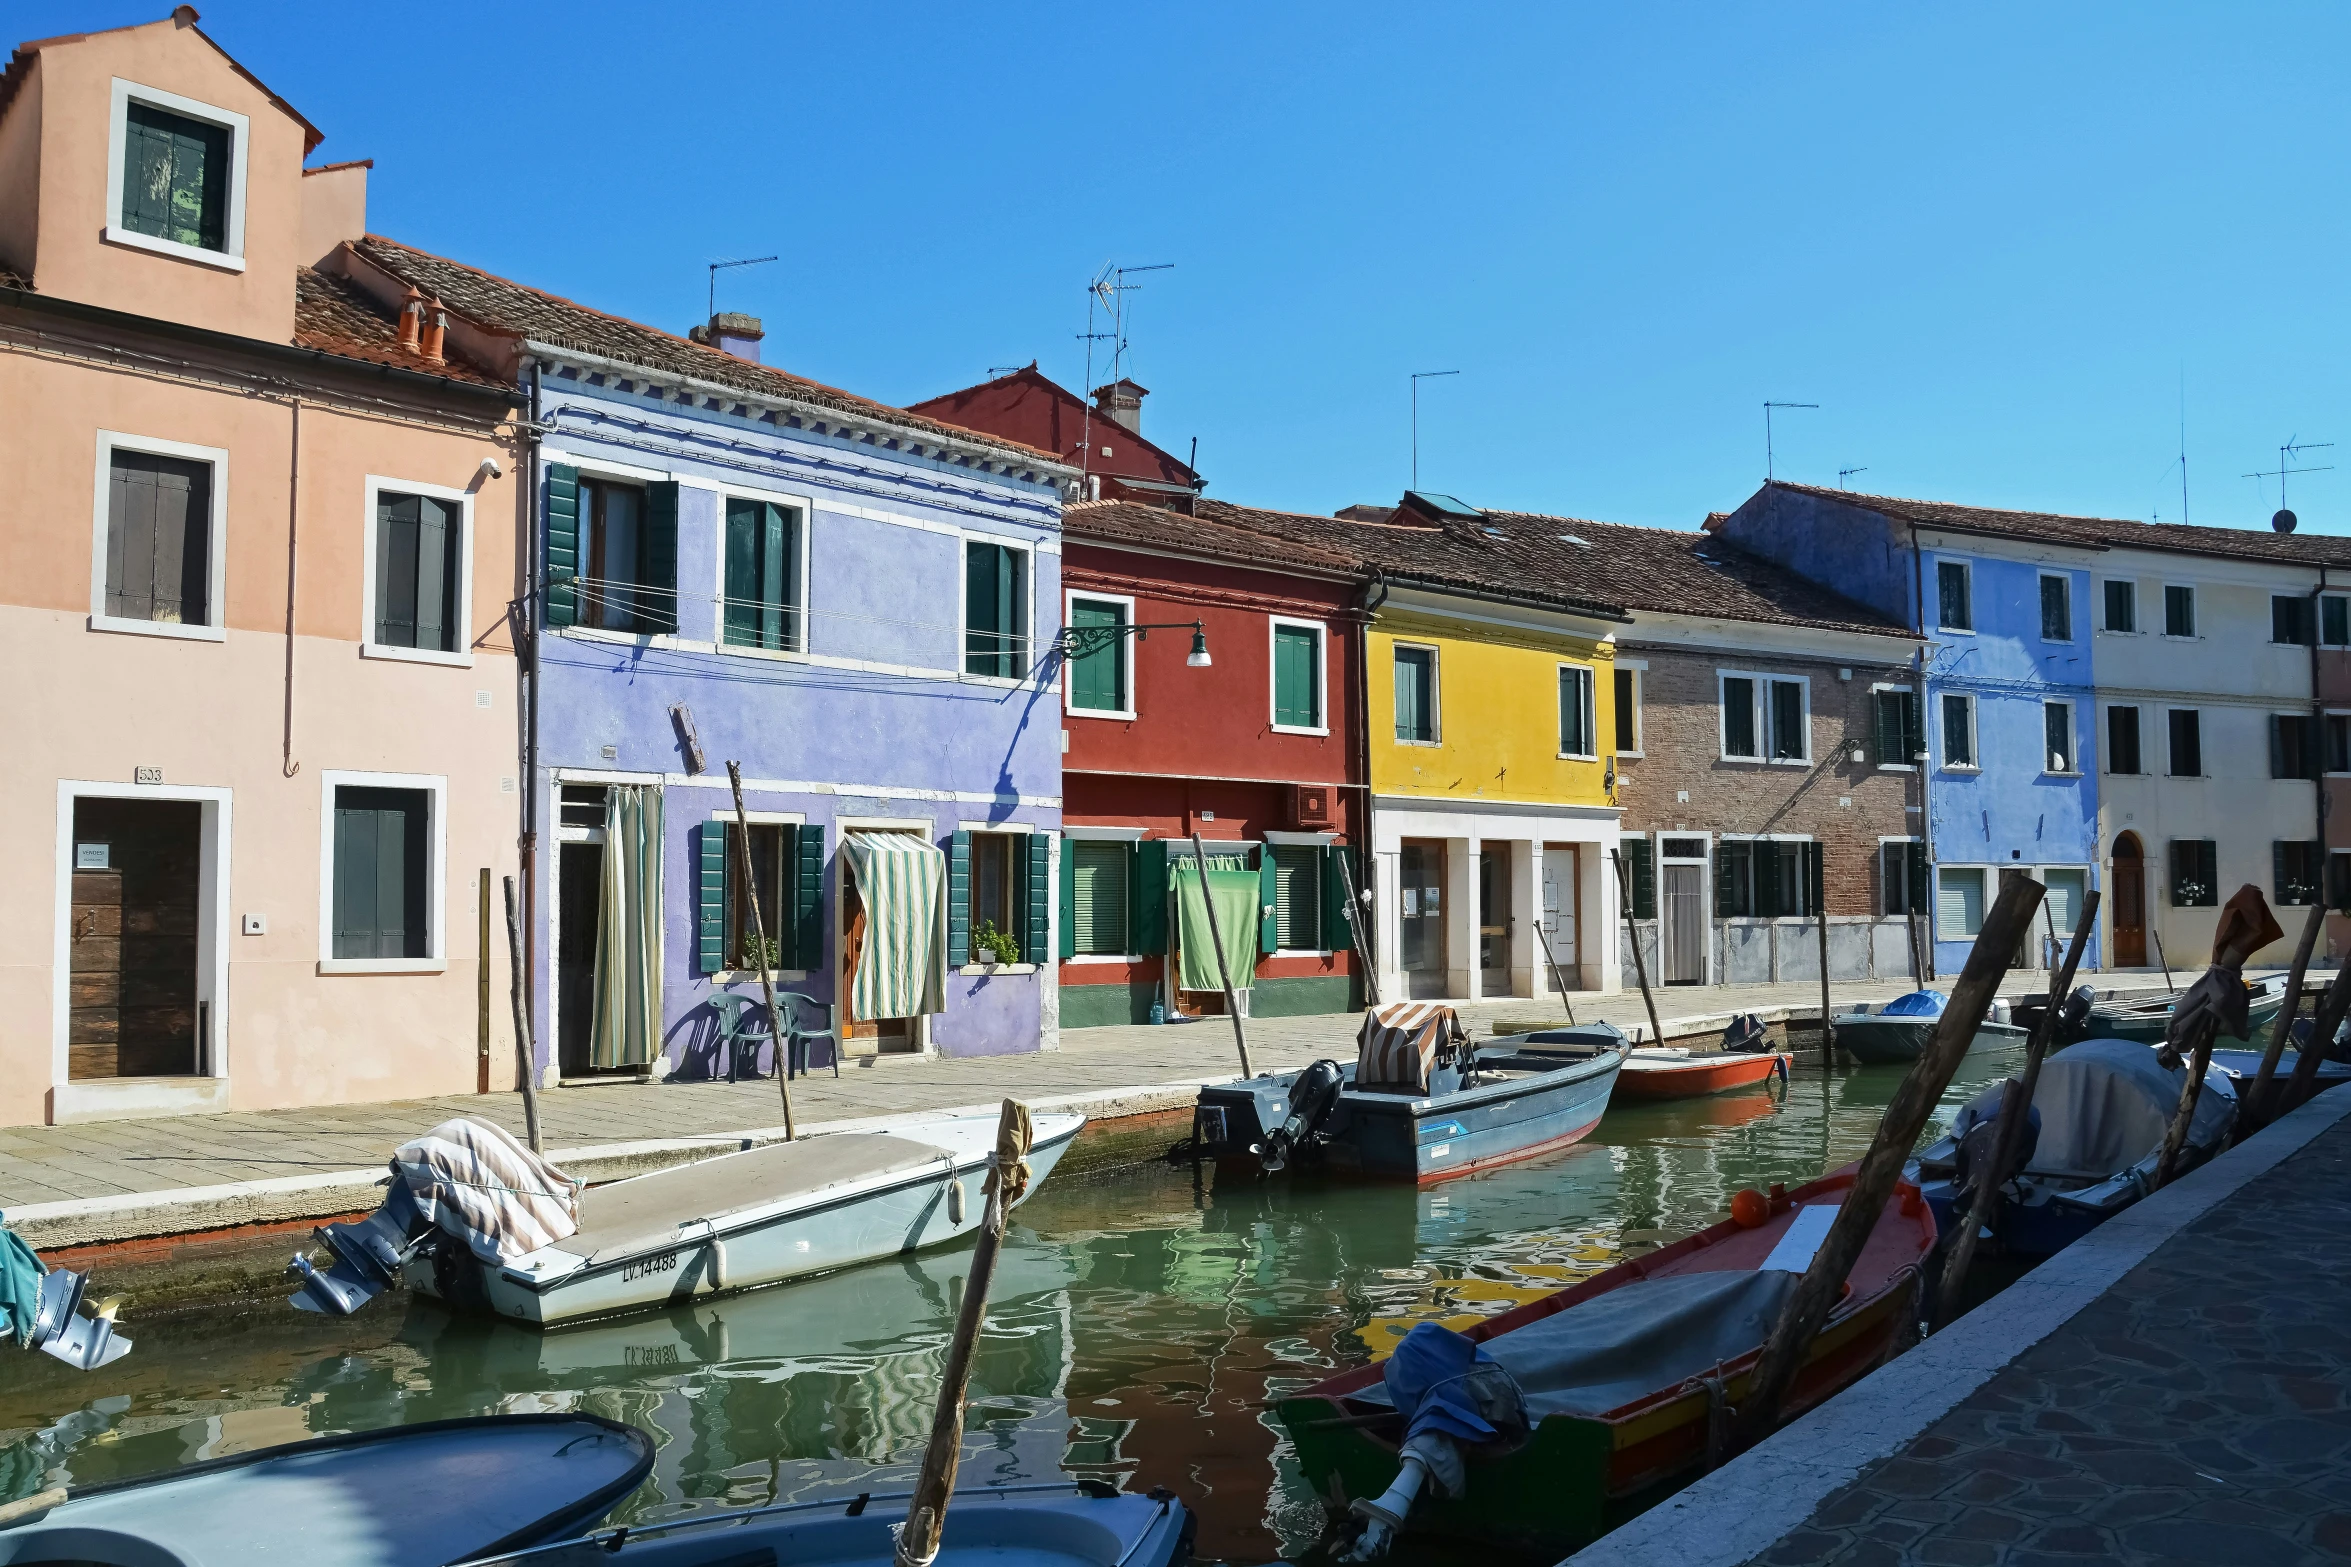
left=1730, top=1188, right=1770, bottom=1228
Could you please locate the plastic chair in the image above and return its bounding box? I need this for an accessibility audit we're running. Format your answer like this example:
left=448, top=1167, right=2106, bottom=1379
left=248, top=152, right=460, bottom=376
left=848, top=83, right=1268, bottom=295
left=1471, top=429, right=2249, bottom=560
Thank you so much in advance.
left=707, top=992, right=773, bottom=1083
left=708, top=991, right=839, bottom=1081
left=775, top=991, right=841, bottom=1080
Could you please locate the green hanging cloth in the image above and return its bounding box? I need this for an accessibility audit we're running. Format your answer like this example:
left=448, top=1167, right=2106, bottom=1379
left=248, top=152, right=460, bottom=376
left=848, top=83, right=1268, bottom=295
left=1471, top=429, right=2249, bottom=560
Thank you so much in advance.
left=1172, top=862, right=1262, bottom=994
left=0, top=1217, right=47, bottom=1348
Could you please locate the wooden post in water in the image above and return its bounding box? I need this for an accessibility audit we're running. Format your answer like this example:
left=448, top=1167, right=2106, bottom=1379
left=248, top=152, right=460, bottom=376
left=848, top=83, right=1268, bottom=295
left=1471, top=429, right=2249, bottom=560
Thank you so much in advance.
left=728, top=761, right=798, bottom=1140
left=502, top=875, right=541, bottom=1154
left=2154, top=887, right=2281, bottom=1187
left=1936, top=889, right=2098, bottom=1328
left=896, top=1099, right=1034, bottom=1567
left=2153, top=931, right=2177, bottom=993
left=2245, top=902, right=2325, bottom=1133
left=2284, top=955, right=2351, bottom=1116
left=1610, top=848, right=1664, bottom=1047
left=1813, top=851, right=1834, bottom=1067
left=1189, top=834, right=1254, bottom=1078
left=1736, top=872, right=2043, bottom=1449
left=1334, top=846, right=1380, bottom=1009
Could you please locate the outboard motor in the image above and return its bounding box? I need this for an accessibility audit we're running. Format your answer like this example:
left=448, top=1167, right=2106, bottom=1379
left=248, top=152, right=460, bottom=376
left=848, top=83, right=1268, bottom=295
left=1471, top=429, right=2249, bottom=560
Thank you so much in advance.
left=1259, top=1059, right=1346, bottom=1174
left=1952, top=1099, right=2040, bottom=1210
left=287, top=1178, right=436, bottom=1316
left=1721, top=1013, right=1770, bottom=1053
left=2055, top=985, right=2097, bottom=1046
left=25, top=1265, right=133, bottom=1371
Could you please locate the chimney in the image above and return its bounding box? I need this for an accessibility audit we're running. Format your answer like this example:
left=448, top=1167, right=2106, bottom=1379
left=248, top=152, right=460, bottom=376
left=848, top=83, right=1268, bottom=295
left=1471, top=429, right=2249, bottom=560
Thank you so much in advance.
left=419, top=297, right=447, bottom=365
left=1334, top=503, right=1395, bottom=523
left=689, top=312, right=765, bottom=363
left=1090, top=378, right=1147, bottom=436
left=396, top=286, right=424, bottom=353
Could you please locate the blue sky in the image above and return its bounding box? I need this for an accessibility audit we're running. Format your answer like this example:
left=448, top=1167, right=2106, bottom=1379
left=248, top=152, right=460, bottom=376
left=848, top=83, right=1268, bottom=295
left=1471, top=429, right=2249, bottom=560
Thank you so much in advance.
left=30, top=3, right=2351, bottom=531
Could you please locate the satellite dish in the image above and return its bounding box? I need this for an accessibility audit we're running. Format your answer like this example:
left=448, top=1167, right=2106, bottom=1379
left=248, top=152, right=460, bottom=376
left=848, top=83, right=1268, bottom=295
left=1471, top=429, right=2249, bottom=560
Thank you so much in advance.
left=2275, top=508, right=2300, bottom=534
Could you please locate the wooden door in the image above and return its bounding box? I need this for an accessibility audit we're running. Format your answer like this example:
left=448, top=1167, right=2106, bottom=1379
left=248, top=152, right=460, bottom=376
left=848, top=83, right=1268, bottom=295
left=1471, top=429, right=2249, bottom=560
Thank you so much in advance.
left=1541, top=848, right=1580, bottom=992
left=69, top=798, right=201, bottom=1079
left=2111, top=836, right=2146, bottom=967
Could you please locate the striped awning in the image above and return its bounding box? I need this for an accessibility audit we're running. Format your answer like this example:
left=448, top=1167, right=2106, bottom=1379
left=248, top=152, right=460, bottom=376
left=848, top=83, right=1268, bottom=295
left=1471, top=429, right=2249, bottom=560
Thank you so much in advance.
left=843, top=831, right=947, bottom=1022
left=1356, top=1001, right=1465, bottom=1094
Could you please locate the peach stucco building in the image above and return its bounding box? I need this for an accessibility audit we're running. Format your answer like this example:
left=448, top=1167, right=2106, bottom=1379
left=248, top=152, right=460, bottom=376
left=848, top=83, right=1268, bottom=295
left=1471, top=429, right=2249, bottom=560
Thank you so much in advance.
left=0, top=9, right=523, bottom=1125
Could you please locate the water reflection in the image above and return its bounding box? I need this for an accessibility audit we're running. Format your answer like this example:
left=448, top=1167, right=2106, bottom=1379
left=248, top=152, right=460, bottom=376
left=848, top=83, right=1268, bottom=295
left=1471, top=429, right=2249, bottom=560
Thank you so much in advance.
left=0, top=1053, right=2021, bottom=1563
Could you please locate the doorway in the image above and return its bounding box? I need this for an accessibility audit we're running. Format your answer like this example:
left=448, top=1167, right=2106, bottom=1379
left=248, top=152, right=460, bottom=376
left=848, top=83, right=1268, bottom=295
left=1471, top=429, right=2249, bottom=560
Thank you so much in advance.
left=1399, top=840, right=1447, bottom=1000
left=2110, top=834, right=2146, bottom=967
left=1660, top=836, right=1709, bottom=985
left=556, top=841, right=603, bottom=1076
left=68, top=798, right=202, bottom=1079
left=1540, top=847, right=1580, bottom=993
left=1478, top=847, right=1511, bottom=997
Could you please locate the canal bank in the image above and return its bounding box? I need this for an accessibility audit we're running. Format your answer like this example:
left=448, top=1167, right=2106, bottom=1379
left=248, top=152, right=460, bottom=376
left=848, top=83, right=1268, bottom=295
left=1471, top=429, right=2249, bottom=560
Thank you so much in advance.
left=1568, top=1076, right=2351, bottom=1567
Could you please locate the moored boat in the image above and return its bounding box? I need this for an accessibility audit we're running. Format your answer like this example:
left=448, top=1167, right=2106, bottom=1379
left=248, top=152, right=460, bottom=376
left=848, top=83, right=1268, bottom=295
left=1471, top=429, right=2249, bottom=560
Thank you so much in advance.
left=2209, top=1047, right=2351, bottom=1094
left=1275, top=1164, right=1936, bottom=1553
left=1834, top=989, right=2029, bottom=1065
left=1612, top=1048, right=1792, bottom=1100
left=0, top=1414, right=655, bottom=1567
left=2081, top=974, right=2288, bottom=1045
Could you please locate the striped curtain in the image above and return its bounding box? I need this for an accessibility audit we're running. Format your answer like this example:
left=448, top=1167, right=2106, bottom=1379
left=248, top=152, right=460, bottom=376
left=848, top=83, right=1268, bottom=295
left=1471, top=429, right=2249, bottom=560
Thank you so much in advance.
left=591, top=784, right=665, bottom=1069
left=844, top=831, right=947, bottom=1021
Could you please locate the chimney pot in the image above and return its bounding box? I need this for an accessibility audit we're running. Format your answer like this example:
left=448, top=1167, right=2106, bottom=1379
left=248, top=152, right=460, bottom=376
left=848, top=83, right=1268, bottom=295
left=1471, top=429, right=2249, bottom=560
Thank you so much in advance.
left=396, top=287, right=424, bottom=353
left=420, top=297, right=447, bottom=365
left=692, top=311, right=765, bottom=364
left=1090, top=378, right=1147, bottom=437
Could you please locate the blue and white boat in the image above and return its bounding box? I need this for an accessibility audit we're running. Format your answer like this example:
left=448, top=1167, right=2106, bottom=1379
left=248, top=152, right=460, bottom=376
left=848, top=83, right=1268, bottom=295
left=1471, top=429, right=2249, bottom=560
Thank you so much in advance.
left=1833, top=990, right=2029, bottom=1066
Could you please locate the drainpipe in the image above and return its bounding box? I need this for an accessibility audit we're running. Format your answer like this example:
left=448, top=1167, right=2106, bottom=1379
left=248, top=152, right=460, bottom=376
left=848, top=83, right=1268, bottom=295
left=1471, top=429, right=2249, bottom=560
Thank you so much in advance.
left=282, top=398, right=302, bottom=778
left=521, top=361, right=544, bottom=1088
left=1909, top=520, right=1934, bottom=981
left=1358, top=572, right=1390, bottom=994
left=2315, top=569, right=2330, bottom=930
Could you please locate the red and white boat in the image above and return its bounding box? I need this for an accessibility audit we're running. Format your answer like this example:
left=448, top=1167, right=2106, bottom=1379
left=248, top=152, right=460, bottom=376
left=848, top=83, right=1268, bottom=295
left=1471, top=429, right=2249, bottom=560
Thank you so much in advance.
left=1613, top=1047, right=1792, bottom=1101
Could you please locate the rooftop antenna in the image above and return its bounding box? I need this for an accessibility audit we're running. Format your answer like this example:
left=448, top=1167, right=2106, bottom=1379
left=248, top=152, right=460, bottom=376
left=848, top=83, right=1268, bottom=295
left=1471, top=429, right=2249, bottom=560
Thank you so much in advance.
left=1412, top=370, right=1461, bottom=491
left=2177, top=368, right=2189, bottom=524
left=2243, top=436, right=2334, bottom=533
left=987, top=365, right=1023, bottom=377
left=1764, top=401, right=1818, bottom=482
left=1838, top=465, right=1868, bottom=490
left=706, top=256, right=777, bottom=322
left=1075, top=262, right=1173, bottom=496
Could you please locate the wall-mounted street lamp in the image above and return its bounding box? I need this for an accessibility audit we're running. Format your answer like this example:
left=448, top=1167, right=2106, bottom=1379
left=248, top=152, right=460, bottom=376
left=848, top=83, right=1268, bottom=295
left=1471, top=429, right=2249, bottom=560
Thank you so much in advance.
left=1057, top=619, right=1213, bottom=668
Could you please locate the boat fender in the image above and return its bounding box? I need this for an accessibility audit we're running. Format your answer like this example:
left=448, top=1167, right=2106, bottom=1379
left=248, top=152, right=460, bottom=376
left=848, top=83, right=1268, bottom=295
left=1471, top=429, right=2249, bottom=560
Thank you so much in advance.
left=1730, top=1189, right=1770, bottom=1228
left=948, top=1175, right=967, bottom=1226
left=707, top=1237, right=727, bottom=1292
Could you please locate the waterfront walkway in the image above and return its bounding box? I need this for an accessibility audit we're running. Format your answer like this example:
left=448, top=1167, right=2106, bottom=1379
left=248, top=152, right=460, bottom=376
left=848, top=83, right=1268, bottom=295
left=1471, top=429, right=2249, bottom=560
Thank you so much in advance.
left=1576, top=1071, right=2351, bottom=1567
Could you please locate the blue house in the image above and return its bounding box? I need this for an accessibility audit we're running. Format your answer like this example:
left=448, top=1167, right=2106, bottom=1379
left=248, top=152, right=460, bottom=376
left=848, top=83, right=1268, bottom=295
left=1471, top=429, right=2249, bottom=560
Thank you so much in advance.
left=1714, top=484, right=2100, bottom=975
left=352, top=241, right=1075, bottom=1080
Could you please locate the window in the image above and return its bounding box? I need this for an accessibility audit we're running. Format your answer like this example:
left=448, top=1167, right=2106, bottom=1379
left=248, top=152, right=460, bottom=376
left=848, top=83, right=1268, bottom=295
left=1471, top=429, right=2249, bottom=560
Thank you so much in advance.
left=2329, top=714, right=2351, bottom=775
left=1880, top=841, right=1930, bottom=916
left=726, top=822, right=791, bottom=971
left=575, top=475, right=678, bottom=635
left=2044, top=701, right=2076, bottom=774
left=2169, top=839, right=2218, bottom=908
left=330, top=785, right=432, bottom=961
left=101, top=443, right=217, bottom=632
left=106, top=81, right=249, bottom=267
left=1937, top=866, right=1987, bottom=940
left=370, top=484, right=466, bottom=657
left=1272, top=619, right=1326, bottom=731
left=2103, top=580, right=2138, bottom=634
left=2164, top=584, right=2196, bottom=638
left=1722, top=676, right=1758, bottom=758
left=2274, top=595, right=2317, bottom=647
left=1614, top=667, right=1641, bottom=754
left=2277, top=840, right=2324, bottom=908
left=963, top=540, right=1029, bottom=678
left=2274, top=715, right=2319, bottom=780
left=1936, top=559, right=1972, bottom=632
left=722, top=496, right=802, bottom=652
left=1068, top=840, right=1130, bottom=955
left=1873, top=688, right=1922, bottom=767
left=2039, top=574, right=2072, bottom=642
left=1768, top=679, right=1807, bottom=761
left=1558, top=665, right=1597, bottom=758
left=2327, top=596, right=2351, bottom=648
left=1715, top=839, right=1815, bottom=919
left=2167, top=709, right=2203, bottom=777
left=2107, top=706, right=2142, bottom=775
left=965, top=831, right=1024, bottom=959
left=1621, top=837, right=1655, bottom=920
left=1394, top=646, right=1437, bottom=742
left=1269, top=844, right=1323, bottom=950
left=1721, top=674, right=1807, bottom=762
left=1066, top=595, right=1131, bottom=715
left=1941, top=692, right=1976, bottom=769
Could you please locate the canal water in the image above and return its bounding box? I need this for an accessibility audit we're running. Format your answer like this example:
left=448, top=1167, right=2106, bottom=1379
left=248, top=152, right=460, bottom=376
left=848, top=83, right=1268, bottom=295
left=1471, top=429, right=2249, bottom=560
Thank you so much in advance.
left=0, top=1052, right=2027, bottom=1563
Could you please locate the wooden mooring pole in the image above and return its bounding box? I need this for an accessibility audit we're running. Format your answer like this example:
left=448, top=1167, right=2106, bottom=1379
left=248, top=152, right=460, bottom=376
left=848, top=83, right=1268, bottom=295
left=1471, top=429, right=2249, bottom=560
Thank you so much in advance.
left=728, top=761, right=798, bottom=1140
left=1189, top=834, right=1254, bottom=1078
left=2155, top=888, right=2283, bottom=1187
left=2245, top=901, right=2326, bottom=1132
left=1611, top=848, right=1664, bottom=1047
left=502, top=874, right=541, bottom=1154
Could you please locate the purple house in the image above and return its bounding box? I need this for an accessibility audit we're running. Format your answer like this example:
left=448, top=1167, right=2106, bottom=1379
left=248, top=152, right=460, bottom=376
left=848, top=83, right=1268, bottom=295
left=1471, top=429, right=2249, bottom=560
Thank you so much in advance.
left=352, top=243, right=1073, bottom=1079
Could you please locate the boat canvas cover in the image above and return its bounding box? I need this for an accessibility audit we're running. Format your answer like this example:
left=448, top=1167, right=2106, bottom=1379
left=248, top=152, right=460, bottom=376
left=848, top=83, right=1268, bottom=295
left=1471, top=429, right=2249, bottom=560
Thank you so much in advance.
left=843, top=831, right=947, bottom=1021
left=1172, top=860, right=1262, bottom=993
left=1352, top=1271, right=1798, bottom=1420
left=1881, top=990, right=1946, bottom=1017
left=397, top=1119, right=582, bottom=1263
left=1958, top=1037, right=2233, bottom=1182
left=0, top=1221, right=42, bottom=1345
left=1356, top=1002, right=1464, bottom=1094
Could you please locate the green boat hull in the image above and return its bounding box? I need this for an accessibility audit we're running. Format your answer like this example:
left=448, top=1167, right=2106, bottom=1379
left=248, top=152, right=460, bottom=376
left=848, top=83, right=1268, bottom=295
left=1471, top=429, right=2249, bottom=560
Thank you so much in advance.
left=2083, top=990, right=2283, bottom=1046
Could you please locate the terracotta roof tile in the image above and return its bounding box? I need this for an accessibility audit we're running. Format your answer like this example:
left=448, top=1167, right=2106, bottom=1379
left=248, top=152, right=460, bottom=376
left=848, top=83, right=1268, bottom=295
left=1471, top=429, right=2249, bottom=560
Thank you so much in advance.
left=292, top=265, right=506, bottom=387
left=1063, top=500, right=1357, bottom=574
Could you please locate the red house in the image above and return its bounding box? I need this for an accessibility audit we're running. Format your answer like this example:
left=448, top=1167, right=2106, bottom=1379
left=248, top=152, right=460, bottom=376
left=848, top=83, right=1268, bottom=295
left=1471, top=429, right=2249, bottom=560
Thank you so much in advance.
left=1054, top=501, right=1370, bottom=1027
left=907, top=366, right=1202, bottom=508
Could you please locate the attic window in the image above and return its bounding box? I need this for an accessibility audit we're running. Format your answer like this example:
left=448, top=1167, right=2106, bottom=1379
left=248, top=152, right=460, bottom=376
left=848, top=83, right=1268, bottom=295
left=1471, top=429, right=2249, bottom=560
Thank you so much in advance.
left=107, top=83, right=250, bottom=269
left=1482, top=527, right=1507, bottom=539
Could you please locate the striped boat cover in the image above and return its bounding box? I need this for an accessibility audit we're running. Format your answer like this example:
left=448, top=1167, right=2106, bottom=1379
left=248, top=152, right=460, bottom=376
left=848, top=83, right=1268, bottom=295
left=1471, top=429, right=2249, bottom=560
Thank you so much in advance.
left=392, top=1118, right=582, bottom=1263
left=1356, top=1001, right=1465, bottom=1093
left=844, top=831, right=948, bottom=1022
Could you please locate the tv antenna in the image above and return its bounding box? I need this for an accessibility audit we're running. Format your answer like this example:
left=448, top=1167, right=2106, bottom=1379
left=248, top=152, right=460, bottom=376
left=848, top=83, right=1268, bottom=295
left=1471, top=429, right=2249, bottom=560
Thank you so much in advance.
left=707, top=256, right=777, bottom=321
left=1838, top=465, right=1868, bottom=490
left=1412, top=370, right=1461, bottom=491
left=1764, top=401, right=1818, bottom=481
left=1074, top=262, right=1173, bottom=494
left=2243, top=436, right=2333, bottom=533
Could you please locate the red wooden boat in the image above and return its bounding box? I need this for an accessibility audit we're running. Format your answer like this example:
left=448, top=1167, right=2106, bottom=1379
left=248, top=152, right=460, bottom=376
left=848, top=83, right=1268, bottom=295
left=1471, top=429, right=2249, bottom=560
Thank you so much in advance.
left=1612, top=1049, right=1792, bottom=1101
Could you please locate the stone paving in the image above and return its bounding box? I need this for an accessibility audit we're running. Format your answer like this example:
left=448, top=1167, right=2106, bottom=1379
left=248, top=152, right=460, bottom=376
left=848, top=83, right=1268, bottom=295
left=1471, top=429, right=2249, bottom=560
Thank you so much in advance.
left=1746, top=1103, right=2351, bottom=1566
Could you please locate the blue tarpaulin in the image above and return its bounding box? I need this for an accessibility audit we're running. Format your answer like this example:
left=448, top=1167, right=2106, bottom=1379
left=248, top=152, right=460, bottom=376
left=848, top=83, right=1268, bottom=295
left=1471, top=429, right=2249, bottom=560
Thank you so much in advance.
left=0, top=1215, right=46, bottom=1347
left=1882, top=990, right=1947, bottom=1018
left=1382, top=1322, right=1505, bottom=1446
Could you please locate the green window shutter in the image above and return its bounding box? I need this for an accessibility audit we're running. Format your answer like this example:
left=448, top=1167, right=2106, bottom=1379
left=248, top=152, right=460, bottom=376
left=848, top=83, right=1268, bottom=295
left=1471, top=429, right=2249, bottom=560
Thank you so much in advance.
left=948, top=830, right=973, bottom=967
left=1625, top=839, right=1656, bottom=921
left=1806, top=843, right=1824, bottom=918
left=1274, top=625, right=1319, bottom=727
left=763, top=503, right=793, bottom=652
left=1270, top=845, right=1321, bottom=950
left=722, top=497, right=760, bottom=647
left=1070, top=599, right=1126, bottom=711
left=544, top=463, right=580, bottom=628
left=1873, top=693, right=1898, bottom=766
left=643, top=480, right=680, bottom=634
left=1907, top=843, right=1930, bottom=913
left=333, top=787, right=427, bottom=960
left=1715, top=842, right=1742, bottom=918
left=1025, top=834, right=1052, bottom=963
left=1756, top=842, right=1785, bottom=919
left=419, top=496, right=458, bottom=654
left=1071, top=842, right=1129, bottom=956
left=1129, top=839, right=1169, bottom=955
left=1259, top=848, right=1280, bottom=955
left=696, top=822, right=727, bottom=974
left=1059, top=839, right=1080, bottom=959
left=1322, top=846, right=1360, bottom=959
left=791, top=823, right=825, bottom=972
left=121, top=103, right=228, bottom=251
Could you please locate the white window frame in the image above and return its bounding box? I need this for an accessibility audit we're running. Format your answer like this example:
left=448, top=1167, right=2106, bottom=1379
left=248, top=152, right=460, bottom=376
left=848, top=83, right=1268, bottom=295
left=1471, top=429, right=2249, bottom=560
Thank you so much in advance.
left=713, top=479, right=815, bottom=660
left=1934, top=557, right=1975, bottom=635
left=2042, top=699, right=2080, bottom=776
left=2102, top=702, right=2145, bottom=776
left=1556, top=661, right=1599, bottom=761
left=2166, top=706, right=2204, bottom=778
left=1938, top=690, right=1980, bottom=774
left=2160, top=582, right=2199, bottom=640
left=104, top=78, right=250, bottom=272
left=1718, top=668, right=1810, bottom=766
left=1877, top=835, right=1927, bottom=918
left=1714, top=832, right=1818, bottom=922
left=2099, top=578, right=2140, bottom=636
left=2324, top=594, right=2351, bottom=650
left=1936, top=864, right=1990, bottom=942
left=959, top=824, right=1039, bottom=974
left=317, top=769, right=449, bottom=975
left=1266, top=840, right=1334, bottom=958
left=957, top=531, right=1037, bottom=689
left=2271, top=593, right=2320, bottom=648
left=1869, top=681, right=1921, bottom=771
left=2038, top=571, right=2074, bottom=644
left=1392, top=641, right=1442, bottom=746
left=90, top=429, right=230, bottom=642
left=1269, top=614, right=1331, bottom=737
left=360, top=475, right=476, bottom=668
left=1613, top=659, right=1645, bottom=758
left=1064, top=834, right=1137, bottom=963
left=1062, top=589, right=1138, bottom=720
